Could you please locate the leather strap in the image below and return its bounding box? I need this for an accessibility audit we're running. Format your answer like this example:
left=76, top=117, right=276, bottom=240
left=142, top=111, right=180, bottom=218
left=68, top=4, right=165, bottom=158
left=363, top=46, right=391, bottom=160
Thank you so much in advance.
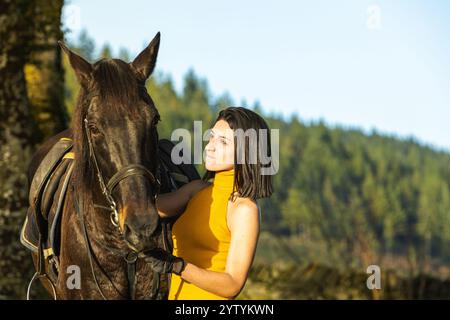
left=73, top=188, right=108, bottom=300
left=107, top=164, right=157, bottom=194
left=125, top=252, right=138, bottom=300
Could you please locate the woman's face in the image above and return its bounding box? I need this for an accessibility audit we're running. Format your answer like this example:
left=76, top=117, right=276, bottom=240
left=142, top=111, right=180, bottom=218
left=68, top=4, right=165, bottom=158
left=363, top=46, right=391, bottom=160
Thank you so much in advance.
left=204, top=119, right=235, bottom=171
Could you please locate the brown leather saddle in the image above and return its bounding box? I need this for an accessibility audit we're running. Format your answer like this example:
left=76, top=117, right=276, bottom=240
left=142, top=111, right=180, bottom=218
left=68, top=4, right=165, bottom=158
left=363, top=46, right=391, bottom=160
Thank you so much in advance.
left=21, top=136, right=200, bottom=284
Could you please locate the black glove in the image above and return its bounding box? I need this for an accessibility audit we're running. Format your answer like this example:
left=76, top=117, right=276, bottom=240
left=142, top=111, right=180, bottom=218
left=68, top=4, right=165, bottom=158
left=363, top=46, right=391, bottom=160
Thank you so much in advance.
left=139, top=248, right=186, bottom=275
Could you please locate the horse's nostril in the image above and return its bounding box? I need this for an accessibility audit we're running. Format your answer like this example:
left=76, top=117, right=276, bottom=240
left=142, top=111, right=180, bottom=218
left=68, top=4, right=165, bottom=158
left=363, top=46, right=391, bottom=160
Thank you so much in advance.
left=124, top=220, right=158, bottom=239
left=123, top=224, right=139, bottom=245
left=123, top=221, right=158, bottom=252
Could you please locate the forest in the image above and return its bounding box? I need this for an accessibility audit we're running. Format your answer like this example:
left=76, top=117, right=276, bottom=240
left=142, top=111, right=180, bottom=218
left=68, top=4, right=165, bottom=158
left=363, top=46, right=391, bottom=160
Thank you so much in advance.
left=1, top=1, right=449, bottom=299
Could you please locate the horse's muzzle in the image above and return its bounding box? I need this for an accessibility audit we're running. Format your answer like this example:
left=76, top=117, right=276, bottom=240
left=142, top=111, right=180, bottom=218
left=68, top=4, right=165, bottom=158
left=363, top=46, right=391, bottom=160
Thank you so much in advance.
left=123, top=215, right=159, bottom=252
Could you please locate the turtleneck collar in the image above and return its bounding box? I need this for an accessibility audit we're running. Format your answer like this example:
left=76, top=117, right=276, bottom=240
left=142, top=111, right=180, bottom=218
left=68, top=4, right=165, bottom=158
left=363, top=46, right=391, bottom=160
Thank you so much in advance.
left=212, top=169, right=235, bottom=190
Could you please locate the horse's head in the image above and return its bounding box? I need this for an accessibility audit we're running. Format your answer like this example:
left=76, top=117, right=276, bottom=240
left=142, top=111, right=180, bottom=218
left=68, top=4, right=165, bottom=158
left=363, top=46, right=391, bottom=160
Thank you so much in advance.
left=60, top=33, right=162, bottom=252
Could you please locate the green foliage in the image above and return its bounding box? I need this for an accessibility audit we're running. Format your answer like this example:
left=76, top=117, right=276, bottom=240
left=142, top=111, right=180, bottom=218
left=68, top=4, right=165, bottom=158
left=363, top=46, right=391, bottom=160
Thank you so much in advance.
left=100, top=43, right=113, bottom=59
left=70, top=29, right=96, bottom=61
left=239, top=261, right=450, bottom=299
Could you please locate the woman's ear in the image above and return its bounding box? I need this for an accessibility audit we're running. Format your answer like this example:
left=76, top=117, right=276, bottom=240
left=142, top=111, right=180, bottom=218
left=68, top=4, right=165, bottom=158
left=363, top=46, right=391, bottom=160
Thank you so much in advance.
left=130, top=32, right=161, bottom=82
left=58, top=41, right=93, bottom=87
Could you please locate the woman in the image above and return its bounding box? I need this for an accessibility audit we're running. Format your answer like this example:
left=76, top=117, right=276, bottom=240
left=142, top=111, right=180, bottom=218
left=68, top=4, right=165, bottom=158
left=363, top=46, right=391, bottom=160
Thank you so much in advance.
left=141, top=107, right=273, bottom=299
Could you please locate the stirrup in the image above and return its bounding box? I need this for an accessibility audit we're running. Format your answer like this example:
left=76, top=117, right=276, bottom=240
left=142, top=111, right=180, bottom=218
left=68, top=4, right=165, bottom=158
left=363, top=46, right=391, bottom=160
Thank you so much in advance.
left=26, top=272, right=57, bottom=300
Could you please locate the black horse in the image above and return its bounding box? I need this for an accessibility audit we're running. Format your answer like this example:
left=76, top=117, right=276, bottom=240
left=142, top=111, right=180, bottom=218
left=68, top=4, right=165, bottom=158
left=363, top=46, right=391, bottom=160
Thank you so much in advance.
left=24, top=33, right=196, bottom=299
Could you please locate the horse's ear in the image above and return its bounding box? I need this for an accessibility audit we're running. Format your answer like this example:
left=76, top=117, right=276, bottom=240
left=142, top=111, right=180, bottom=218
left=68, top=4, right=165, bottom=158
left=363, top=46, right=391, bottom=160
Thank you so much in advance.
left=131, top=32, right=160, bottom=82
left=58, top=41, right=93, bottom=87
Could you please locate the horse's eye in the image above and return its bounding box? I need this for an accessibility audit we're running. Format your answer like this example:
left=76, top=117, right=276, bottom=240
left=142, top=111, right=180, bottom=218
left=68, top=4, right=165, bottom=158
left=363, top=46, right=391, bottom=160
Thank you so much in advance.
left=89, top=124, right=101, bottom=136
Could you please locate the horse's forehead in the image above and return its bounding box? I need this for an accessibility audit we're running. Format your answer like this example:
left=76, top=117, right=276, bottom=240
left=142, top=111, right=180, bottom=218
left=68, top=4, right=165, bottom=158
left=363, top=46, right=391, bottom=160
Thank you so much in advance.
left=93, top=111, right=151, bottom=128
left=89, top=95, right=152, bottom=117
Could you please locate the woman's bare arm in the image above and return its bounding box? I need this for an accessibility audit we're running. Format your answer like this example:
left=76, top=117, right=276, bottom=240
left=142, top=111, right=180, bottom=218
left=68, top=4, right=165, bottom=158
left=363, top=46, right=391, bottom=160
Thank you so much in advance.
left=177, top=198, right=260, bottom=298
left=156, top=179, right=211, bottom=219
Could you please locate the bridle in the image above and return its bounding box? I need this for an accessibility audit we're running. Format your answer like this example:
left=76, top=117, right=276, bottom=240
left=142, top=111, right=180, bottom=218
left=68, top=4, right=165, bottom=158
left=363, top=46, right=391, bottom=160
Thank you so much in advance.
left=72, top=96, right=162, bottom=300
left=83, top=117, right=161, bottom=230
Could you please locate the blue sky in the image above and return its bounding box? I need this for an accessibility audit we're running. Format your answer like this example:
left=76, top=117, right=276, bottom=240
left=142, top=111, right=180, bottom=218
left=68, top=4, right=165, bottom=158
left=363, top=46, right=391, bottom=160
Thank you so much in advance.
left=63, top=0, right=450, bottom=152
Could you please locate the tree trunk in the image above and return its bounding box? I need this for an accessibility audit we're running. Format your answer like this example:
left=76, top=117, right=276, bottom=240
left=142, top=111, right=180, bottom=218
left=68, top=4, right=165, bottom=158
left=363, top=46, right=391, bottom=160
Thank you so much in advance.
left=0, top=0, right=39, bottom=299
left=0, top=0, right=65, bottom=299
left=26, top=0, right=67, bottom=141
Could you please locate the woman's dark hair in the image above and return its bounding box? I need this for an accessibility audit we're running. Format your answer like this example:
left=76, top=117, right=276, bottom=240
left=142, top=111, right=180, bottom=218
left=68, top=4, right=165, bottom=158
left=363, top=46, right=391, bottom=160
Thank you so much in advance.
left=203, top=107, right=274, bottom=200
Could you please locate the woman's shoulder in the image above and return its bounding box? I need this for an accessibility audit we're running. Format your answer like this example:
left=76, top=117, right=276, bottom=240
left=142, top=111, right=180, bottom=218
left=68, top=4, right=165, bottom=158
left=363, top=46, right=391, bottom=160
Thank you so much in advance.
left=226, top=196, right=260, bottom=232
left=228, top=196, right=259, bottom=216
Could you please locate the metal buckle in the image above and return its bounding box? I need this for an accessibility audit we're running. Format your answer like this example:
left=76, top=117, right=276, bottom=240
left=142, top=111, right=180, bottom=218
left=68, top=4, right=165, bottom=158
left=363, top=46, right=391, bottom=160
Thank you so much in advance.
left=125, top=251, right=138, bottom=264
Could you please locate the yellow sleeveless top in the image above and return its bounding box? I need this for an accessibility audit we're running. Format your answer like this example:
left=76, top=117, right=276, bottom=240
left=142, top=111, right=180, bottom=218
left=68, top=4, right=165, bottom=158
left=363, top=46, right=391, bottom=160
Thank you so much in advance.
left=168, top=169, right=235, bottom=300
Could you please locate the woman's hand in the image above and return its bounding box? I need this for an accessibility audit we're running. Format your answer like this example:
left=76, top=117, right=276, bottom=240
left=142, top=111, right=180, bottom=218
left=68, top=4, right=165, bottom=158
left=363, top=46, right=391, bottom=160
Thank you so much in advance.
left=156, top=179, right=211, bottom=219
left=139, top=248, right=186, bottom=275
